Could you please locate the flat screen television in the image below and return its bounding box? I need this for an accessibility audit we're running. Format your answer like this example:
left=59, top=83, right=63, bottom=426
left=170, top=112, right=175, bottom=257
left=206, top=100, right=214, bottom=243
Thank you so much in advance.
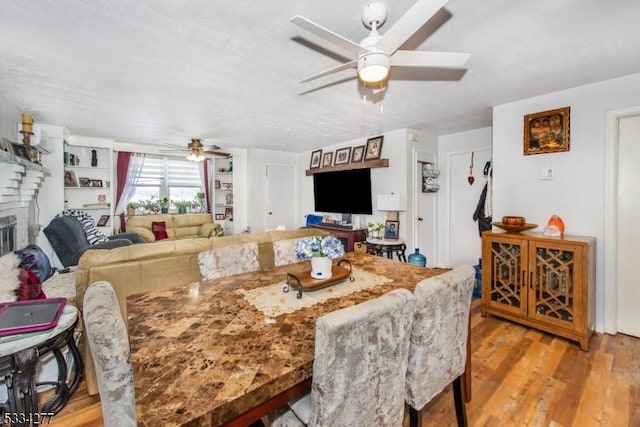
left=313, top=168, right=373, bottom=214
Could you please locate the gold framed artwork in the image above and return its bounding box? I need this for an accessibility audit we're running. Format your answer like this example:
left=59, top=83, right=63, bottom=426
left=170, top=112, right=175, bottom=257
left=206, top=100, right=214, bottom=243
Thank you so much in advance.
left=523, top=106, right=570, bottom=155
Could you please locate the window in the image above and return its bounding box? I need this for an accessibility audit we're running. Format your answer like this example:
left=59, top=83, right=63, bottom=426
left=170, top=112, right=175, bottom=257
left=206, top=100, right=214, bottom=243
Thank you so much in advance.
left=130, top=156, right=203, bottom=209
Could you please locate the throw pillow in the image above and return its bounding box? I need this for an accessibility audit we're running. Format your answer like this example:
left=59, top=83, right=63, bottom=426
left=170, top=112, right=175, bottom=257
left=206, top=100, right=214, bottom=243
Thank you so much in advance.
left=0, top=252, right=20, bottom=302
left=152, top=221, right=169, bottom=240
left=16, top=268, right=46, bottom=301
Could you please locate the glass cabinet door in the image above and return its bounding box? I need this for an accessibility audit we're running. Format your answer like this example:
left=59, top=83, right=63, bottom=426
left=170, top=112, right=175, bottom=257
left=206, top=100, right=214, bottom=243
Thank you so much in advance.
left=485, top=237, right=527, bottom=316
left=529, top=242, right=580, bottom=327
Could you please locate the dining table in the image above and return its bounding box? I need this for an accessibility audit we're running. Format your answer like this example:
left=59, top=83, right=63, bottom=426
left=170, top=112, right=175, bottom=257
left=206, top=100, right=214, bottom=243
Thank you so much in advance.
left=127, top=252, right=468, bottom=426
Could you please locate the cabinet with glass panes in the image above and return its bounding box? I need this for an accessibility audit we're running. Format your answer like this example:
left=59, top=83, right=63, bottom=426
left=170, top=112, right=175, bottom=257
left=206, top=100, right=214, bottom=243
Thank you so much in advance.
left=481, top=231, right=595, bottom=350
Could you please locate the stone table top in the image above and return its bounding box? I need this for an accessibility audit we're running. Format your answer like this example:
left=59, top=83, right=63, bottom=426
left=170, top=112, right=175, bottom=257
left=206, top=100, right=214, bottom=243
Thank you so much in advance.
left=127, top=252, right=447, bottom=426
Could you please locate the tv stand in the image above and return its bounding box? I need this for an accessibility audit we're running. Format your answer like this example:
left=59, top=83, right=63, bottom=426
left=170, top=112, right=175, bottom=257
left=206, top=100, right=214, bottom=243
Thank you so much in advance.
left=310, top=225, right=367, bottom=252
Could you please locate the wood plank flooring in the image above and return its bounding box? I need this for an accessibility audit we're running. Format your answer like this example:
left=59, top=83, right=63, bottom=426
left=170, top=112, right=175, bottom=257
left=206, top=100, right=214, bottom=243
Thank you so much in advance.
left=46, top=299, right=640, bottom=426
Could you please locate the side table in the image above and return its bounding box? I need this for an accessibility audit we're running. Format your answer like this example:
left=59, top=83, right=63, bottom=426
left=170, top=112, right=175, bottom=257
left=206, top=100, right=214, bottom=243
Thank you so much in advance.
left=365, top=238, right=407, bottom=262
left=0, top=304, right=83, bottom=426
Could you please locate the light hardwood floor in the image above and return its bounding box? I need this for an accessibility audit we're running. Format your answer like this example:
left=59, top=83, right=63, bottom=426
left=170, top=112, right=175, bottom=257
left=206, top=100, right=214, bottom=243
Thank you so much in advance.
left=46, top=299, right=640, bottom=427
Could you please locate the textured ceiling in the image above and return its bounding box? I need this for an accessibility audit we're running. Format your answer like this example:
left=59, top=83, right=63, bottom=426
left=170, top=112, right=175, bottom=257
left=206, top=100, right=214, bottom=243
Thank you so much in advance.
left=1, top=0, right=640, bottom=152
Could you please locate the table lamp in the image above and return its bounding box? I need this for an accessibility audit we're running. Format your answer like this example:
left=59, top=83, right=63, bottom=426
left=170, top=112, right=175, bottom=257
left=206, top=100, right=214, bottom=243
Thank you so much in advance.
left=377, top=193, right=405, bottom=222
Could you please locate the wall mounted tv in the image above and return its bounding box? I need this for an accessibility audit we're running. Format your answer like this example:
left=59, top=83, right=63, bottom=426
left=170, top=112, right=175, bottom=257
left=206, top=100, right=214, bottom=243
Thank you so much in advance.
left=313, top=168, right=373, bottom=214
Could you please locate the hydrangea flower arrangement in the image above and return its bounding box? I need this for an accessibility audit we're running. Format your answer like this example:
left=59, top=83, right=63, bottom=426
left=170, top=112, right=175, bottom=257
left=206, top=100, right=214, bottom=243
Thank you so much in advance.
left=295, top=235, right=345, bottom=260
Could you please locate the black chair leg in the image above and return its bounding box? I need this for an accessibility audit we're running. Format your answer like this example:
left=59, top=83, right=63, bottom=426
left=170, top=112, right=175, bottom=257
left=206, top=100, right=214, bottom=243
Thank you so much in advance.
left=453, top=375, right=468, bottom=427
left=409, top=405, right=421, bottom=427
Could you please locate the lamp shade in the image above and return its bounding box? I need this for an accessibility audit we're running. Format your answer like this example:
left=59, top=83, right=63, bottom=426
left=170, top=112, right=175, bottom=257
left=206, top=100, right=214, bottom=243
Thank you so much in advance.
left=377, top=194, right=406, bottom=211
left=358, top=52, right=390, bottom=83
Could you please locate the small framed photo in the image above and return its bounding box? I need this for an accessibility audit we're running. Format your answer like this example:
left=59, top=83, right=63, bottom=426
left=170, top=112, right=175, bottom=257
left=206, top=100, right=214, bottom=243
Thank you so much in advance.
left=384, top=220, right=399, bottom=240
left=215, top=213, right=225, bottom=220
left=322, top=152, right=333, bottom=167
left=97, top=215, right=110, bottom=227
left=11, top=143, right=29, bottom=160
left=64, top=170, right=78, bottom=187
left=215, top=180, right=221, bottom=189
left=364, top=135, right=383, bottom=160
left=91, top=179, right=103, bottom=187
left=524, top=106, right=570, bottom=155
left=310, top=149, right=323, bottom=169
left=351, top=145, right=365, bottom=163
left=334, top=147, right=351, bottom=165
left=224, top=207, right=233, bottom=220
left=79, top=177, right=91, bottom=187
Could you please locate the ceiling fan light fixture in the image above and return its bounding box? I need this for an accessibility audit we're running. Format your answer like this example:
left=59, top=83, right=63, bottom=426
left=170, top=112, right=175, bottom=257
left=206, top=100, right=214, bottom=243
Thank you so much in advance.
left=186, top=152, right=205, bottom=162
left=358, top=52, right=390, bottom=83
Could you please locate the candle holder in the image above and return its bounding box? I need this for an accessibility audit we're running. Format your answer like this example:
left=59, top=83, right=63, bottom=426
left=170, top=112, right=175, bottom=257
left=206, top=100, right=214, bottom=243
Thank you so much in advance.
left=20, top=112, right=34, bottom=146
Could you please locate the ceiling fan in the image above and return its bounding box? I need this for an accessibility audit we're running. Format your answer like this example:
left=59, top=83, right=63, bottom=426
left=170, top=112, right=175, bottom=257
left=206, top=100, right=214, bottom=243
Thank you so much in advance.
left=160, top=138, right=230, bottom=162
left=290, top=0, right=469, bottom=85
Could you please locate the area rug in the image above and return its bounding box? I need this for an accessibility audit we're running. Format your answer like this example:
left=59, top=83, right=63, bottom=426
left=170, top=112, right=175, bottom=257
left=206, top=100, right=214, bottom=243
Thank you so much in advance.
left=236, top=267, right=392, bottom=317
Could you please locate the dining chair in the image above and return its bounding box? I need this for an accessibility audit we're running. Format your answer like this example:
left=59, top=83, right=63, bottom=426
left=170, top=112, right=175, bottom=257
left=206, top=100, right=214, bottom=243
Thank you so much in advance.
left=198, top=242, right=260, bottom=280
left=405, top=265, right=476, bottom=427
left=273, top=238, right=302, bottom=267
left=83, top=280, right=136, bottom=427
left=268, top=288, right=416, bottom=427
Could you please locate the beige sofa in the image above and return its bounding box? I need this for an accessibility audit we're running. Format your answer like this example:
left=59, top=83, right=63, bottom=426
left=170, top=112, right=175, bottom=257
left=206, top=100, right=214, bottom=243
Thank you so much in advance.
left=125, top=213, right=223, bottom=242
left=76, top=228, right=328, bottom=395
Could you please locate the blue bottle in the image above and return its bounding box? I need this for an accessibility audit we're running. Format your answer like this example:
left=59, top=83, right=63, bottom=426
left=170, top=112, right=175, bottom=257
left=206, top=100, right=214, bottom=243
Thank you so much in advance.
left=407, top=248, right=427, bottom=267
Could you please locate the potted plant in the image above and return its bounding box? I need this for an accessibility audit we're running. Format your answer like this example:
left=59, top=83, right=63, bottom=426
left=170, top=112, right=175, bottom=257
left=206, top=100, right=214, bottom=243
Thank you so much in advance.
left=295, top=235, right=345, bottom=280
left=159, top=197, right=170, bottom=214
left=367, top=222, right=385, bottom=239
left=173, top=199, right=188, bottom=214
left=127, top=201, right=139, bottom=216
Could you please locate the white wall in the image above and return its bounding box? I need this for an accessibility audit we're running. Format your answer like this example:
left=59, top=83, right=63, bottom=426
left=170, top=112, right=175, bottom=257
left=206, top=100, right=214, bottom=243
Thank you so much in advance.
left=298, top=129, right=412, bottom=240
left=493, top=71, right=640, bottom=331
left=0, top=93, right=20, bottom=140
left=435, top=127, right=492, bottom=268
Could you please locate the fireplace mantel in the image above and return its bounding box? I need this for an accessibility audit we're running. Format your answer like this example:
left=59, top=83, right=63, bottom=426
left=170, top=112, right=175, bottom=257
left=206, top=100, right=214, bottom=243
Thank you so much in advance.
left=0, top=150, right=50, bottom=205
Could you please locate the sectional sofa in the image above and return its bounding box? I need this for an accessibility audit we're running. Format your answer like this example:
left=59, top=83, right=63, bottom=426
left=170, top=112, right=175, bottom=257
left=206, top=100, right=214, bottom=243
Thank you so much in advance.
left=125, top=212, right=223, bottom=242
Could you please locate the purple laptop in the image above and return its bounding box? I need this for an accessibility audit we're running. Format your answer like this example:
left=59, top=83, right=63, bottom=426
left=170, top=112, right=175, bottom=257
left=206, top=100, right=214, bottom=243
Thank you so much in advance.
left=0, top=298, right=67, bottom=337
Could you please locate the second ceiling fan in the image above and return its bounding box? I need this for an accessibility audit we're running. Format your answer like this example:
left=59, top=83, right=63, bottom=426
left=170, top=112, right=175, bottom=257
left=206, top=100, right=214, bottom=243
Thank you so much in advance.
left=290, top=0, right=469, bottom=85
left=160, top=138, right=230, bottom=162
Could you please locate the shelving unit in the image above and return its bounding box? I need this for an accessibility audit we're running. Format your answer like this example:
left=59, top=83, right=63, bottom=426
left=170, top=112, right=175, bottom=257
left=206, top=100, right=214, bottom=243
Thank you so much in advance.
left=481, top=231, right=595, bottom=350
left=213, top=157, right=234, bottom=235
left=63, top=142, right=114, bottom=234
left=305, top=158, right=388, bottom=176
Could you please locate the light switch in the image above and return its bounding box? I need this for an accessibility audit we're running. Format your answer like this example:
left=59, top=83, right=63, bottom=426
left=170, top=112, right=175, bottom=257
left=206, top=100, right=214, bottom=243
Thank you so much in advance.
left=539, top=167, right=555, bottom=180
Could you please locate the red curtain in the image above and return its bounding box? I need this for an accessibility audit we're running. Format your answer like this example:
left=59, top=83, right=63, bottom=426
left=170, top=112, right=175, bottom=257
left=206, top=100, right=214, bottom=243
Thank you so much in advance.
left=204, top=159, right=212, bottom=213
left=116, top=152, right=132, bottom=232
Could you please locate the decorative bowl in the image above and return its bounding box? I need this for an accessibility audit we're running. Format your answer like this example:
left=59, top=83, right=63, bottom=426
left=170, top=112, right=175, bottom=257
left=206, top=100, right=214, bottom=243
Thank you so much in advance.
left=492, top=222, right=538, bottom=233
left=501, top=216, right=526, bottom=226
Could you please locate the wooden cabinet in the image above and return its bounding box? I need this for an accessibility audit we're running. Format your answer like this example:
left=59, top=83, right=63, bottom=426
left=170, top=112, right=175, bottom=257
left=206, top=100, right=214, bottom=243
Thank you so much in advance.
left=310, top=225, right=366, bottom=252
left=481, top=231, right=595, bottom=350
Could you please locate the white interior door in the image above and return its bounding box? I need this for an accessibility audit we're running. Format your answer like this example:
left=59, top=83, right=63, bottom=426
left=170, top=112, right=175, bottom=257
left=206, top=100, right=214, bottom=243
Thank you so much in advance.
left=264, top=164, right=296, bottom=230
left=616, top=114, right=640, bottom=337
left=413, top=150, right=437, bottom=266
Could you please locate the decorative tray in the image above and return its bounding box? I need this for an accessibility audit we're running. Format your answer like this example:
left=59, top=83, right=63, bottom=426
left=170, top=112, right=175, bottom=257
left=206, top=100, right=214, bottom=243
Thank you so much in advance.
left=283, top=259, right=354, bottom=299
left=492, top=222, right=538, bottom=233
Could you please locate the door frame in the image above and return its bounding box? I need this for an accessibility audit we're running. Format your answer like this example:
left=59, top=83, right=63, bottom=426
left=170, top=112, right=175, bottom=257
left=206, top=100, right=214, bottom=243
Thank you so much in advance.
left=603, top=105, right=640, bottom=334
left=411, top=148, right=437, bottom=264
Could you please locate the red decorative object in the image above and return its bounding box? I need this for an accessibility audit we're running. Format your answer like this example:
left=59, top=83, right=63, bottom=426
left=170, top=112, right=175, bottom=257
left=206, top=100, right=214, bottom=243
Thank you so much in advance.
left=544, top=215, right=565, bottom=237
left=152, top=221, right=169, bottom=240
left=17, top=269, right=46, bottom=301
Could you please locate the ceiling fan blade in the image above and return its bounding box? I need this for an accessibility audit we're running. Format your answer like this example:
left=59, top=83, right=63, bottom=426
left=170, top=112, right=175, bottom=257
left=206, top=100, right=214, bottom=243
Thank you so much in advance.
left=290, top=15, right=363, bottom=56
left=377, top=0, right=449, bottom=54
left=391, top=50, right=469, bottom=68
left=300, top=60, right=357, bottom=83
left=203, top=150, right=231, bottom=158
